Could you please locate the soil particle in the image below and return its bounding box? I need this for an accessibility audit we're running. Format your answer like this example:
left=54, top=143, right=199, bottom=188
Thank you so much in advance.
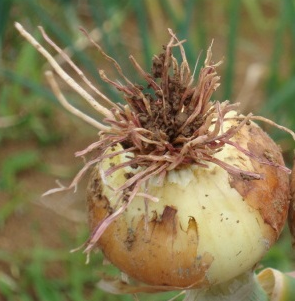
left=125, top=228, right=136, bottom=250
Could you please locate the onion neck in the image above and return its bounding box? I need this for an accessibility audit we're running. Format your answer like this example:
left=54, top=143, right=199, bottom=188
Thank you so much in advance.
left=183, top=271, right=269, bottom=301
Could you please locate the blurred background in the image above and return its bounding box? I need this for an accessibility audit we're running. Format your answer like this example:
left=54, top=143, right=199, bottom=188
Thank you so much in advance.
left=1, top=0, right=295, bottom=300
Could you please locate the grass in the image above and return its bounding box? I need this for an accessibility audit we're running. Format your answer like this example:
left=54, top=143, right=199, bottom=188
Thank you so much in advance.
left=0, top=230, right=131, bottom=301
left=1, top=0, right=295, bottom=300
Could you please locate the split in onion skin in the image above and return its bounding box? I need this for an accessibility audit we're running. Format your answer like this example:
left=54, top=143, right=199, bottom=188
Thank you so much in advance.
left=87, top=117, right=289, bottom=289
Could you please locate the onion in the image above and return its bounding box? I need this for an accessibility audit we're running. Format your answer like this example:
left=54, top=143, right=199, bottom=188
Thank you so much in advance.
left=87, top=115, right=289, bottom=289
left=15, top=23, right=293, bottom=298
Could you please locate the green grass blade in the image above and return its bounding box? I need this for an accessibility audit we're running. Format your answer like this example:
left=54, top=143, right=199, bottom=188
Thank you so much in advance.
left=265, top=2, right=287, bottom=97
left=177, top=0, right=197, bottom=64
left=194, top=0, right=207, bottom=51
left=131, top=0, right=153, bottom=68
left=27, top=264, right=63, bottom=301
left=0, top=69, right=57, bottom=104
left=0, top=150, right=40, bottom=190
left=180, top=0, right=195, bottom=37
left=283, top=0, right=295, bottom=72
left=0, top=0, right=13, bottom=54
left=88, top=0, right=131, bottom=58
left=223, top=0, right=242, bottom=100
left=263, top=76, right=295, bottom=114
left=88, top=0, right=114, bottom=56
left=160, top=0, right=181, bottom=27
left=242, top=0, right=268, bottom=31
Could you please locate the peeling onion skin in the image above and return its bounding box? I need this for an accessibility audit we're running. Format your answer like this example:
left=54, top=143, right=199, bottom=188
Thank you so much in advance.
left=87, top=116, right=289, bottom=289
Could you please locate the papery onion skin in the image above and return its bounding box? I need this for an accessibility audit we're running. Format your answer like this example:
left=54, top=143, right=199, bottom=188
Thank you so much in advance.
left=87, top=116, right=289, bottom=289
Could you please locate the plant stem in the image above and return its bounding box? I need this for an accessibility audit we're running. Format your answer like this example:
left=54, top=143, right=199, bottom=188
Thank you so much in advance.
left=183, top=271, right=269, bottom=301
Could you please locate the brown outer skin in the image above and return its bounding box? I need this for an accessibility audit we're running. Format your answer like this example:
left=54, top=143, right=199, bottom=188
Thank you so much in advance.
left=87, top=122, right=290, bottom=288
left=229, top=124, right=289, bottom=239
left=87, top=175, right=213, bottom=288
left=288, top=157, right=295, bottom=244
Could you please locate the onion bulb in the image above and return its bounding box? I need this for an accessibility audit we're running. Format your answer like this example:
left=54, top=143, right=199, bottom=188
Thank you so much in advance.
left=87, top=116, right=289, bottom=289
left=15, top=24, right=293, bottom=295
left=83, top=33, right=290, bottom=289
